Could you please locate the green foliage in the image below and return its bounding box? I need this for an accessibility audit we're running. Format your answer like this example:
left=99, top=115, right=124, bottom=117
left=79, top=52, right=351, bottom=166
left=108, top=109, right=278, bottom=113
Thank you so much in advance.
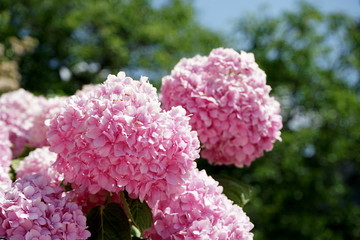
left=226, top=3, right=360, bottom=240
left=87, top=202, right=131, bottom=240
left=0, top=0, right=222, bottom=95
left=120, top=192, right=153, bottom=235
left=213, top=174, right=252, bottom=207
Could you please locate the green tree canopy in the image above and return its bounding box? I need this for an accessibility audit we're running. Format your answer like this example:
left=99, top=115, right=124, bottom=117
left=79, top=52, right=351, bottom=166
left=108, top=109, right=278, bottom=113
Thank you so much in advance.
left=225, top=3, right=360, bottom=240
left=0, top=0, right=222, bottom=95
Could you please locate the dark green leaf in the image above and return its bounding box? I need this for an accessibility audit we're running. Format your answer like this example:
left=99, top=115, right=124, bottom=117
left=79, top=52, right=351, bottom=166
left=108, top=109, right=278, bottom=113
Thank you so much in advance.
left=213, top=174, right=252, bottom=207
left=126, top=195, right=153, bottom=234
left=87, top=202, right=131, bottom=240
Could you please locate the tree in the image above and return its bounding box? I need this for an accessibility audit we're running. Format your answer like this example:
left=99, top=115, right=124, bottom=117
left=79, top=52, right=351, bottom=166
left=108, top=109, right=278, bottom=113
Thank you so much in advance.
left=222, top=3, right=360, bottom=239
left=0, top=0, right=222, bottom=95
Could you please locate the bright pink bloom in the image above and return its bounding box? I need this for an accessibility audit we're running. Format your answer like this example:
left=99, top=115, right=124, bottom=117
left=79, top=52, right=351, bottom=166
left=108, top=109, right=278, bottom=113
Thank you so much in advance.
left=161, top=48, right=282, bottom=167
left=146, top=169, right=254, bottom=240
left=0, top=174, right=90, bottom=239
left=48, top=72, right=200, bottom=205
left=16, top=147, right=63, bottom=184
left=28, top=97, right=67, bottom=148
left=0, top=89, right=45, bottom=156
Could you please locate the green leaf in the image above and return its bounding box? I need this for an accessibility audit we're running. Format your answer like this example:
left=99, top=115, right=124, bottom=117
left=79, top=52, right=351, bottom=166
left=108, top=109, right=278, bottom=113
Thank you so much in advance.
left=9, top=158, right=23, bottom=181
left=122, top=193, right=153, bottom=234
left=87, top=202, right=131, bottom=240
left=213, top=174, right=252, bottom=207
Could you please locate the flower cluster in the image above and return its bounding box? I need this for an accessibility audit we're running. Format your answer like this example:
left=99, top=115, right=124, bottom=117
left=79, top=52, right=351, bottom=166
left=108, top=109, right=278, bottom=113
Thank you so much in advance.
left=16, top=147, right=63, bottom=184
left=48, top=72, right=200, bottom=206
left=146, top=169, right=254, bottom=240
left=0, top=89, right=45, bottom=156
left=0, top=121, right=12, bottom=171
left=28, top=97, right=67, bottom=148
left=161, top=48, right=282, bottom=167
left=0, top=121, right=12, bottom=191
left=0, top=174, right=90, bottom=239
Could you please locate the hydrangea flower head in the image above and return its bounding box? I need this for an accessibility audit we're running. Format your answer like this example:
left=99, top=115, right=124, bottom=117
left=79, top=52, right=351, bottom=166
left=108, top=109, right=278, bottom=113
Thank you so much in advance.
left=161, top=48, right=282, bottom=167
left=0, top=174, right=90, bottom=239
left=146, top=169, right=254, bottom=240
left=0, top=89, right=45, bottom=156
left=0, top=121, right=12, bottom=172
left=0, top=121, right=12, bottom=191
left=28, top=96, right=67, bottom=148
left=16, top=147, right=63, bottom=184
left=48, top=72, right=200, bottom=205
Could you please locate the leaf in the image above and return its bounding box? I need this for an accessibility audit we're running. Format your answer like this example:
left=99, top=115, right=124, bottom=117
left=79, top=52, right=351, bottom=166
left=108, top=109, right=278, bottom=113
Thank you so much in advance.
left=127, top=197, right=153, bottom=234
left=213, top=174, right=252, bottom=207
left=120, top=192, right=153, bottom=234
left=9, top=158, right=23, bottom=181
left=87, top=202, right=131, bottom=240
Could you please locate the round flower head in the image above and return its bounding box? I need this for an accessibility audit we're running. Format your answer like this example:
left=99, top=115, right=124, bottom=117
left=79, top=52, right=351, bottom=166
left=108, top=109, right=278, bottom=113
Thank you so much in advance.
left=28, top=96, right=67, bottom=148
left=16, top=147, right=63, bottom=184
left=0, top=168, right=11, bottom=192
left=146, top=169, right=254, bottom=240
left=0, top=121, right=12, bottom=173
left=161, top=48, right=282, bottom=167
left=0, top=89, right=45, bottom=156
left=0, top=121, right=12, bottom=191
left=48, top=72, right=200, bottom=205
left=0, top=174, right=90, bottom=239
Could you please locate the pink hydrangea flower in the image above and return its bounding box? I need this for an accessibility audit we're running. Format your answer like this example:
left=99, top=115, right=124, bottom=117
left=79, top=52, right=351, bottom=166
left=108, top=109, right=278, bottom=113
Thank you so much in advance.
left=161, top=48, right=282, bottom=167
left=146, top=169, right=254, bottom=240
left=0, top=89, right=45, bottom=156
left=16, top=147, right=63, bottom=184
left=0, top=174, right=91, bottom=239
left=0, top=121, right=12, bottom=191
left=28, top=97, right=67, bottom=148
left=0, top=168, right=11, bottom=192
left=48, top=72, right=200, bottom=205
left=0, top=121, right=12, bottom=172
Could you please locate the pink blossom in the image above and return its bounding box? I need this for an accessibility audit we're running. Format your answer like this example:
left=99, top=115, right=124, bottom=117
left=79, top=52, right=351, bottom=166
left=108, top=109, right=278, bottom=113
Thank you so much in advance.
left=48, top=72, right=200, bottom=205
left=0, top=174, right=90, bottom=239
left=0, top=168, right=11, bottom=192
left=28, top=97, right=67, bottom=148
left=0, top=121, right=12, bottom=172
left=145, top=169, right=254, bottom=240
left=16, top=147, right=63, bottom=184
left=0, top=89, right=45, bottom=156
left=0, top=121, right=12, bottom=191
left=161, top=48, right=282, bottom=167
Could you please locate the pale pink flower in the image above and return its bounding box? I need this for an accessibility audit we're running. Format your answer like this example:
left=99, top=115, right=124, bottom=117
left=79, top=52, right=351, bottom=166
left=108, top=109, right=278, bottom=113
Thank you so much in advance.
left=0, top=121, right=12, bottom=171
left=28, top=96, right=67, bottom=148
left=48, top=72, right=200, bottom=205
left=0, top=174, right=90, bottom=239
left=146, top=169, right=254, bottom=240
left=0, top=168, right=11, bottom=192
left=0, top=89, right=45, bottom=156
left=161, top=48, right=282, bottom=167
left=16, top=147, right=63, bottom=184
left=0, top=121, right=12, bottom=191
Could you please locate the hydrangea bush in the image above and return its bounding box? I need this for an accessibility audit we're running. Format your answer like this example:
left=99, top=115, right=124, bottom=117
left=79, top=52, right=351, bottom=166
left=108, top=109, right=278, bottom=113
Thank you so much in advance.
left=0, top=48, right=282, bottom=239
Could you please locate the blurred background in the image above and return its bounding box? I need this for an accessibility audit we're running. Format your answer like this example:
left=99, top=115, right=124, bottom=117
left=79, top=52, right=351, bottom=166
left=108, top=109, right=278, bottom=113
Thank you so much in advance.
left=1, top=0, right=359, bottom=239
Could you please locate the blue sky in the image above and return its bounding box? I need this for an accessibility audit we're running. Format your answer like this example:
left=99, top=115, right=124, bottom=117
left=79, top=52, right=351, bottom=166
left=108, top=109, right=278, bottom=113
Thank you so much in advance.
left=194, top=0, right=360, bottom=33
